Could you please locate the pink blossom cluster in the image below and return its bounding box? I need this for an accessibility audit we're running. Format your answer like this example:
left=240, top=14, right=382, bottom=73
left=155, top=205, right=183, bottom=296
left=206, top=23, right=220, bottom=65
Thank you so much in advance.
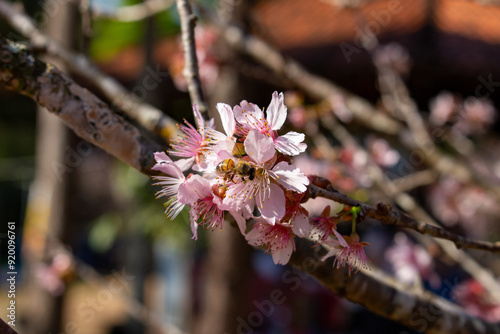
left=152, top=92, right=370, bottom=271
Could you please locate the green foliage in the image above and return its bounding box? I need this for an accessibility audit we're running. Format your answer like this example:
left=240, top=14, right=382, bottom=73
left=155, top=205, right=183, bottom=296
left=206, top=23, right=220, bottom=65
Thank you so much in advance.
left=88, top=213, right=121, bottom=253
left=88, top=161, right=194, bottom=253
left=90, top=19, right=144, bottom=62
left=90, top=0, right=180, bottom=62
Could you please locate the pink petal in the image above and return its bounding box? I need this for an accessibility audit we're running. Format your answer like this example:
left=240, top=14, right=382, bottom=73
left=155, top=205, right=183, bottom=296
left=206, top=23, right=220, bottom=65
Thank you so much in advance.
left=244, top=129, right=276, bottom=164
left=229, top=210, right=247, bottom=235
left=154, top=151, right=173, bottom=163
left=175, top=157, right=195, bottom=172
left=152, top=152, right=184, bottom=179
left=178, top=175, right=211, bottom=205
left=272, top=161, right=309, bottom=193
left=274, top=131, right=307, bottom=156
left=245, top=223, right=264, bottom=246
left=258, top=183, right=285, bottom=224
left=332, top=229, right=349, bottom=248
left=233, top=100, right=263, bottom=125
left=272, top=239, right=294, bottom=265
left=291, top=210, right=310, bottom=238
left=223, top=182, right=253, bottom=211
left=266, top=91, right=287, bottom=130
left=192, top=103, right=204, bottom=130
left=216, top=103, right=236, bottom=137
left=190, top=214, right=199, bottom=240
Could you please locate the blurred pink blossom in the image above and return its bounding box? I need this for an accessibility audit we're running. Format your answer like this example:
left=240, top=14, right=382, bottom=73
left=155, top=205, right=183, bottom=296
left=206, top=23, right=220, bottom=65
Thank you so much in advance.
left=385, top=232, right=440, bottom=288
left=428, top=177, right=496, bottom=237
left=455, top=97, right=496, bottom=135
left=373, top=43, right=411, bottom=76
left=429, top=91, right=458, bottom=126
left=366, top=136, right=400, bottom=168
left=453, top=279, right=500, bottom=322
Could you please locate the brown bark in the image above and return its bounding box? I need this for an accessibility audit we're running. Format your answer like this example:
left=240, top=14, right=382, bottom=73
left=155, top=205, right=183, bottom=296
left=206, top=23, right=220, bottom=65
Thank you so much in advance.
left=291, top=238, right=500, bottom=334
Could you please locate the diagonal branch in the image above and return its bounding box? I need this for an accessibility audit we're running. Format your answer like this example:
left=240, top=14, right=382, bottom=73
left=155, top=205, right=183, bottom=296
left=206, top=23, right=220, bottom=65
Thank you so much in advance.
left=0, top=37, right=160, bottom=174
left=0, top=318, right=17, bottom=334
left=290, top=238, right=500, bottom=334
left=206, top=17, right=403, bottom=135
left=307, top=181, right=500, bottom=253
left=0, top=0, right=178, bottom=141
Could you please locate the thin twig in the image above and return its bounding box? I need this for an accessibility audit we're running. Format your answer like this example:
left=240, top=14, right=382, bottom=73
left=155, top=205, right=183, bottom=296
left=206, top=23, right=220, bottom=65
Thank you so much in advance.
left=368, top=39, right=500, bottom=202
left=391, top=169, right=439, bottom=193
left=205, top=16, right=402, bottom=134
left=0, top=0, right=178, bottom=141
left=176, top=0, right=208, bottom=123
left=316, top=111, right=500, bottom=302
left=307, top=182, right=500, bottom=253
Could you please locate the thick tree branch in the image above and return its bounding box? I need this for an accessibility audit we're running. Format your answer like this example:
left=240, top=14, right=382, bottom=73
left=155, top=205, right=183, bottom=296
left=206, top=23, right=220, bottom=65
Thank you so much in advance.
left=0, top=37, right=160, bottom=174
left=0, top=318, right=17, bottom=334
left=176, top=0, right=208, bottom=121
left=0, top=0, right=178, bottom=140
left=290, top=238, right=500, bottom=334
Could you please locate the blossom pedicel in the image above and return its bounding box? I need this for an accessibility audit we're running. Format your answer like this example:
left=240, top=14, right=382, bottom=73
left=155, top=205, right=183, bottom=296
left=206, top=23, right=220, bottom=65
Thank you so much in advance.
left=152, top=92, right=370, bottom=271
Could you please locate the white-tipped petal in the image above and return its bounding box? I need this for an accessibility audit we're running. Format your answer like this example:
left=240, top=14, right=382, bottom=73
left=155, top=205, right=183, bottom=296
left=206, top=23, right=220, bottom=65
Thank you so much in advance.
left=266, top=91, right=287, bottom=130
left=274, top=131, right=307, bottom=156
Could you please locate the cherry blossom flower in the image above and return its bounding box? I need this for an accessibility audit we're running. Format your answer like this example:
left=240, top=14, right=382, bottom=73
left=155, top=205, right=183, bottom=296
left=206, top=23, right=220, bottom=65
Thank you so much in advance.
left=366, top=136, right=400, bottom=168
left=311, top=206, right=348, bottom=245
left=322, top=232, right=370, bottom=276
left=241, top=191, right=310, bottom=266
left=151, top=152, right=188, bottom=220
left=222, top=130, right=309, bottom=224
left=232, top=91, right=307, bottom=156
left=455, top=97, right=496, bottom=135
left=169, top=104, right=226, bottom=171
left=282, top=192, right=310, bottom=237
left=453, top=279, right=500, bottom=322
left=151, top=92, right=318, bottom=265
left=246, top=215, right=309, bottom=265
left=177, top=175, right=225, bottom=239
left=429, top=91, right=458, bottom=126
left=385, top=232, right=440, bottom=288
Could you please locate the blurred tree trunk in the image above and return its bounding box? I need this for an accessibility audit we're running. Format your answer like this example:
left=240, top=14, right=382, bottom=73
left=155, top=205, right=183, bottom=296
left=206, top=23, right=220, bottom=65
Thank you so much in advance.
left=21, top=1, right=75, bottom=333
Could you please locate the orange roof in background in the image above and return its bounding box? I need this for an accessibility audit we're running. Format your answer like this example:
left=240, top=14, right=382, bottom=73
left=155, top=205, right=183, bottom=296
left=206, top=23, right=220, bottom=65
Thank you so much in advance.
left=98, top=0, right=500, bottom=80
left=436, top=0, right=500, bottom=44
left=253, top=0, right=500, bottom=49
left=253, top=0, right=427, bottom=49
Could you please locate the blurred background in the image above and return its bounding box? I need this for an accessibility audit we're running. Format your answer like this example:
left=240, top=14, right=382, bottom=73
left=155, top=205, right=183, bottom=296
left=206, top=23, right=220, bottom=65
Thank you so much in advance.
left=1, top=0, right=500, bottom=333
